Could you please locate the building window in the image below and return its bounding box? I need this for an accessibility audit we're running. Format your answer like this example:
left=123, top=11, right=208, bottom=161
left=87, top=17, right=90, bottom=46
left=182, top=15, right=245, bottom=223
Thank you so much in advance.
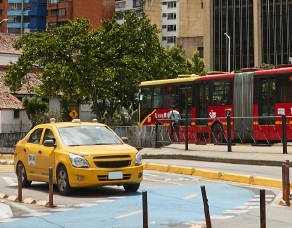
left=162, top=25, right=167, bottom=29
left=168, top=1, right=176, bottom=8
left=162, top=2, right=167, bottom=5
left=133, top=0, right=142, bottom=8
left=51, top=10, right=58, bottom=16
left=162, top=37, right=167, bottom=41
left=14, top=110, right=20, bottom=119
left=115, top=13, right=124, bottom=20
left=162, top=13, right=167, bottom=17
left=49, top=0, right=58, bottom=5
left=58, top=8, right=66, bottom=17
left=116, top=1, right=126, bottom=9
left=167, top=36, right=176, bottom=43
left=198, top=47, right=204, bottom=58
left=167, top=25, right=176, bottom=31
left=48, top=22, right=57, bottom=29
left=167, top=13, right=176, bottom=20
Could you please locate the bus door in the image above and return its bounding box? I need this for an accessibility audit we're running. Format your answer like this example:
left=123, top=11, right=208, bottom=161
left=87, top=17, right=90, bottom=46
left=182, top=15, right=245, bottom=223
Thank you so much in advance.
left=179, top=84, right=192, bottom=125
left=258, top=77, right=276, bottom=140
left=196, top=82, right=209, bottom=125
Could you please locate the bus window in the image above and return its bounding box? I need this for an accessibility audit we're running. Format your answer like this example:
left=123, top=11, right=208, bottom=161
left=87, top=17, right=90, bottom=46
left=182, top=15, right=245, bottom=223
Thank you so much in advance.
left=277, top=74, right=292, bottom=103
left=153, top=86, right=163, bottom=108
left=140, top=87, right=152, bottom=108
left=259, top=78, right=275, bottom=124
left=163, top=85, right=175, bottom=108
left=211, top=80, right=231, bottom=105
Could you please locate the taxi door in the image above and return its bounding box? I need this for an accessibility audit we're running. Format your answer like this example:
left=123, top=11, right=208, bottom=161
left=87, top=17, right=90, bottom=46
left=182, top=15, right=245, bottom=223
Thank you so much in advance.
left=24, top=128, right=44, bottom=181
left=36, top=128, right=56, bottom=182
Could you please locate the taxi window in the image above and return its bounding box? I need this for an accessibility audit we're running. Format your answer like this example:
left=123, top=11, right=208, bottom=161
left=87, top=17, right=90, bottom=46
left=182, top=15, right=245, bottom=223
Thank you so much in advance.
left=58, top=126, right=122, bottom=146
left=44, top=129, right=56, bottom=143
left=27, top=129, right=43, bottom=144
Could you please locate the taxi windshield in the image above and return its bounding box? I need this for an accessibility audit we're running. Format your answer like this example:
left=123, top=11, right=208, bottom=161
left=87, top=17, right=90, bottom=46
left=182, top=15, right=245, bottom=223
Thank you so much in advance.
left=57, top=126, right=122, bottom=146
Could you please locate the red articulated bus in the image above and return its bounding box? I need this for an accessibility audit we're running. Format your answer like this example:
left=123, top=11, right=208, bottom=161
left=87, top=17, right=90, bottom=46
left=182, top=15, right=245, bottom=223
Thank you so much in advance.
left=138, top=66, right=292, bottom=144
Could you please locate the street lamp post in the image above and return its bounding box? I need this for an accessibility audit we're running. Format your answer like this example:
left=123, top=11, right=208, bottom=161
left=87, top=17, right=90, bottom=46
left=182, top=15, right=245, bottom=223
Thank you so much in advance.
left=224, top=33, right=230, bottom=72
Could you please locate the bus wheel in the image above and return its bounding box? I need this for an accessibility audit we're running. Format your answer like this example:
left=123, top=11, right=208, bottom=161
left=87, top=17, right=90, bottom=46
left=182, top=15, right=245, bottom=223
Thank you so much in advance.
left=211, top=123, right=225, bottom=144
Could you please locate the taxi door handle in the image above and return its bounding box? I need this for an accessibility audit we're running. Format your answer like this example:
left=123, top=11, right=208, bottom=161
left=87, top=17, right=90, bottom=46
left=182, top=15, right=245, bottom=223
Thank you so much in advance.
left=38, top=150, right=42, bottom=154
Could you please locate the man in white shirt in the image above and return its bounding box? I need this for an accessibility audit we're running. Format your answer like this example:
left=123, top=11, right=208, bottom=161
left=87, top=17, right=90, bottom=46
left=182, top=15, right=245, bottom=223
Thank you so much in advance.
left=168, top=105, right=181, bottom=142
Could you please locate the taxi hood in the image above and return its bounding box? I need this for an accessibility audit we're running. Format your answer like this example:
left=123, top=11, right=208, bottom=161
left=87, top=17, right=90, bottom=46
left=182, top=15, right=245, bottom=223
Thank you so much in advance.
left=64, top=144, right=138, bottom=156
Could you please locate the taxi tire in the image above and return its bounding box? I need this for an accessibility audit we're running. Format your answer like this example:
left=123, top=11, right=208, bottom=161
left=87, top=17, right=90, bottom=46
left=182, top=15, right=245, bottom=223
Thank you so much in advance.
left=57, top=166, right=73, bottom=196
left=123, top=183, right=140, bottom=192
left=19, top=162, right=32, bottom=187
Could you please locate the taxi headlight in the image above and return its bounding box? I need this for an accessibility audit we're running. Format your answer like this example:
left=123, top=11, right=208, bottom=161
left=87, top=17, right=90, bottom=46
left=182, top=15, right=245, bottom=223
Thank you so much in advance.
left=69, top=153, right=89, bottom=168
left=135, top=152, right=142, bottom=166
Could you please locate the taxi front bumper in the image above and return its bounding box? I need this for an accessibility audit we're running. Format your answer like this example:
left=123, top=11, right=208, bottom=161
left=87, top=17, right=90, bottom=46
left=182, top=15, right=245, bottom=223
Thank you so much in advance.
left=66, top=165, right=143, bottom=188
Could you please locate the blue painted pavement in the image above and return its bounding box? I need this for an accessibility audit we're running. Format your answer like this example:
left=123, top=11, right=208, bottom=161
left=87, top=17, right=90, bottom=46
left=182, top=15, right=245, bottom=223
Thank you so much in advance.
left=0, top=183, right=254, bottom=228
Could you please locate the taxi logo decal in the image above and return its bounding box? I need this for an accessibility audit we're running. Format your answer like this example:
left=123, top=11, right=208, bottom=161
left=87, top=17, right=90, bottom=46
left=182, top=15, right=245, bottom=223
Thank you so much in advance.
left=28, top=154, right=36, bottom=166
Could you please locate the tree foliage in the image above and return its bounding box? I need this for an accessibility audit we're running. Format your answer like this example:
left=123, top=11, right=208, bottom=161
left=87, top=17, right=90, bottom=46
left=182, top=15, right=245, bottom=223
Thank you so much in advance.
left=23, top=98, right=48, bottom=127
left=4, top=13, right=173, bottom=125
left=4, top=12, right=207, bottom=126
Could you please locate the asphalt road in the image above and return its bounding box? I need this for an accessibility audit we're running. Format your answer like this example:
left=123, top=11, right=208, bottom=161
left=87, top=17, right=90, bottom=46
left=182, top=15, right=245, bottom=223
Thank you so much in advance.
left=0, top=169, right=279, bottom=228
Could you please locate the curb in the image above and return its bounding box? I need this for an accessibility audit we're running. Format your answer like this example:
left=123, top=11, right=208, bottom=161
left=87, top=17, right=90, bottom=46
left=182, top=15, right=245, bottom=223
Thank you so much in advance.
left=142, top=154, right=283, bottom=167
left=144, top=162, right=292, bottom=190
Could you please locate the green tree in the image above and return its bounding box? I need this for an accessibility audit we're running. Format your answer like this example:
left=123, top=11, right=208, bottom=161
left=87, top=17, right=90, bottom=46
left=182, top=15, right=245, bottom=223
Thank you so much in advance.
left=4, top=13, right=169, bottom=125
left=23, top=97, right=48, bottom=127
left=188, top=50, right=207, bottom=76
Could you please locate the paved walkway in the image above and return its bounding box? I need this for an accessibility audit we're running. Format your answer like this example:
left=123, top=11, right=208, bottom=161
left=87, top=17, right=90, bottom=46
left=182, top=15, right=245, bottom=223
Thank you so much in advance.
left=139, top=143, right=292, bottom=166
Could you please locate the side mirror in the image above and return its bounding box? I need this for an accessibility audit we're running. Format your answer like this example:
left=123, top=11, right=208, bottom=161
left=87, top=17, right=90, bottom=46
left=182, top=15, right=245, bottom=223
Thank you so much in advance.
left=121, top=137, right=129, bottom=144
left=43, top=139, right=56, bottom=147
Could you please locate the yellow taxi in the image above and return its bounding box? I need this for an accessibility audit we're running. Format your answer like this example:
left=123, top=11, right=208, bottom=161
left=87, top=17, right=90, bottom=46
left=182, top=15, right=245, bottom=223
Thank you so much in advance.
left=14, top=118, right=143, bottom=195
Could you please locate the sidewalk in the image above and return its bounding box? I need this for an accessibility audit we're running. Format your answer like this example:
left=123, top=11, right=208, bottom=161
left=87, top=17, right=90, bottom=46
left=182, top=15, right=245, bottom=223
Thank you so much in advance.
left=139, top=143, right=292, bottom=166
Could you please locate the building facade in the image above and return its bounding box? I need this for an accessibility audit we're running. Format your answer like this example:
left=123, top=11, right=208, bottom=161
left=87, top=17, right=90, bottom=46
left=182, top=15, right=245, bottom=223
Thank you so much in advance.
left=131, top=0, right=292, bottom=72
left=47, top=0, right=116, bottom=29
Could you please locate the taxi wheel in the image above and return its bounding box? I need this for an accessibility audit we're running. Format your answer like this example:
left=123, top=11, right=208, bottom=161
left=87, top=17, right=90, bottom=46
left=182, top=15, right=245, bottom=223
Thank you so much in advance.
left=18, top=162, right=32, bottom=187
left=123, top=183, right=140, bottom=192
left=57, top=166, right=72, bottom=196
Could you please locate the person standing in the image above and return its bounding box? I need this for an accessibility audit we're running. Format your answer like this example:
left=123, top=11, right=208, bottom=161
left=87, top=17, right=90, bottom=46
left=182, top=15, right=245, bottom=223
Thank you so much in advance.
left=168, top=105, right=181, bottom=142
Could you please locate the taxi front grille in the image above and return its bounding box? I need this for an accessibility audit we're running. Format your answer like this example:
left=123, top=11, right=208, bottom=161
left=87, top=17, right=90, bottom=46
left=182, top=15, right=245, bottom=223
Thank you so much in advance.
left=98, top=174, right=131, bottom=181
left=94, top=160, right=131, bottom=168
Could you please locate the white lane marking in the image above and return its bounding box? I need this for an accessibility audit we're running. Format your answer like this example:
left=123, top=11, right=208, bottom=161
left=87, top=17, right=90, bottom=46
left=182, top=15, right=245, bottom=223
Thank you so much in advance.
left=115, top=210, right=142, bottom=219
left=22, top=212, right=51, bottom=217
left=223, top=209, right=249, bottom=214
left=143, top=177, right=182, bottom=185
left=108, top=196, right=125, bottom=199
left=211, top=215, right=234, bottom=219
left=143, top=173, right=159, bottom=177
left=94, top=199, right=114, bottom=203
left=183, top=194, right=197, bottom=200
left=75, top=203, right=96, bottom=207
left=253, top=195, right=274, bottom=198
left=2, top=176, right=17, bottom=186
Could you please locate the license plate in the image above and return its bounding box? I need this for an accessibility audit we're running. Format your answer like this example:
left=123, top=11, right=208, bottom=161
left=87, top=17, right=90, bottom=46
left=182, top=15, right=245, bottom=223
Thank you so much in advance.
left=108, top=171, right=123, bottom=180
